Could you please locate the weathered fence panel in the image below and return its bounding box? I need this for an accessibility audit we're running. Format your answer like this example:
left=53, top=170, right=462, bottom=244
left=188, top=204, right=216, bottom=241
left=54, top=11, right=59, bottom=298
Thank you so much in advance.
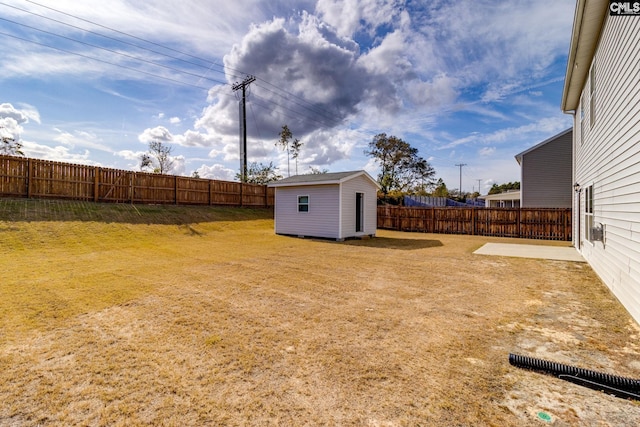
left=29, top=159, right=95, bottom=200
left=378, top=206, right=572, bottom=241
left=0, top=156, right=28, bottom=197
left=98, top=168, right=133, bottom=203
left=0, top=155, right=274, bottom=208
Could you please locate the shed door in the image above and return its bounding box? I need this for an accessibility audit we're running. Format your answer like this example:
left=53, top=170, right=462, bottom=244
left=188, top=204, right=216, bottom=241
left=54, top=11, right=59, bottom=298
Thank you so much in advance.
left=356, top=192, right=364, bottom=232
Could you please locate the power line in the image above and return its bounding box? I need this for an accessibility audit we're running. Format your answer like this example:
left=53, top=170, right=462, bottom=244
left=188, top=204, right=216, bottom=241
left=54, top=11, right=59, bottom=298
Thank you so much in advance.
left=0, top=30, right=214, bottom=91
left=0, top=16, right=229, bottom=86
left=5, top=0, right=343, bottom=126
left=0, top=1, right=239, bottom=81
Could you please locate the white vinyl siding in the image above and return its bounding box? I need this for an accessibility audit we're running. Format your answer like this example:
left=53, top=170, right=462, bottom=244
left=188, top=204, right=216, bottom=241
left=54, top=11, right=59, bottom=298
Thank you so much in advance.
left=274, top=185, right=340, bottom=238
left=574, top=14, right=640, bottom=323
left=340, top=174, right=377, bottom=237
left=589, top=62, right=596, bottom=128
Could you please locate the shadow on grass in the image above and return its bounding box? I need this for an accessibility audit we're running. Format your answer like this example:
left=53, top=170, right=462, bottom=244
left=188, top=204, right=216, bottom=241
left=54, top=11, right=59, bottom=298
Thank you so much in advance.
left=0, top=198, right=273, bottom=225
left=328, top=236, right=444, bottom=250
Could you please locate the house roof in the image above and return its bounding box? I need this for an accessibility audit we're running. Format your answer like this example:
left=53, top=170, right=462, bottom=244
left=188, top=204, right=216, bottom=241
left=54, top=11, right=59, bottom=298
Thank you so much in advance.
left=268, top=170, right=381, bottom=188
left=514, top=128, right=572, bottom=165
left=482, top=191, right=521, bottom=201
left=561, top=0, right=608, bottom=112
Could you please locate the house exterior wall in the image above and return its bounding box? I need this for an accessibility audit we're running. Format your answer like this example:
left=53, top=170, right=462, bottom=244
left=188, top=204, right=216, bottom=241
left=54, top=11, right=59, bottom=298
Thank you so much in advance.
left=521, top=131, right=572, bottom=208
left=483, top=192, right=521, bottom=208
left=274, top=184, right=340, bottom=238
left=573, top=14, right=640, bottom=323
left=339, top=174, right=378, bottom=238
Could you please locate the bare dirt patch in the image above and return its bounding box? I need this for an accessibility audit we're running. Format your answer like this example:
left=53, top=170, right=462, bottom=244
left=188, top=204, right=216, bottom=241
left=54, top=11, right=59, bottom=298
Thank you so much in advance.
left=1, top=200, right=638, bottom=425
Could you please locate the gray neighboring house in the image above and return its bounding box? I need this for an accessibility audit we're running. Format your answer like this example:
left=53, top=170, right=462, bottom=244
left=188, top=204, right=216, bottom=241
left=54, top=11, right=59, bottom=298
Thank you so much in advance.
left=515, top=128, right=572, bottom=208
left=562, top=0, right=640, bottom=324
left=268, top=170, right=380, bottom=240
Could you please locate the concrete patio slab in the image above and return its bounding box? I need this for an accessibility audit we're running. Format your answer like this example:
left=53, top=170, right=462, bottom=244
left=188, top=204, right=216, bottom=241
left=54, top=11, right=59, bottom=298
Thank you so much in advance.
left=474, top=243, right=585, bottom=262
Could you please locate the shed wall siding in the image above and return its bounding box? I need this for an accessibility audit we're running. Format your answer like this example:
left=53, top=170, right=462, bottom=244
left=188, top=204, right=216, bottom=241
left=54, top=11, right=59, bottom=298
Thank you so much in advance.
left=574, top=14, right=640, bottom=324
left=274, top=185, right=340, bottom=238
left=521, top=131, right=572, bottom=208
left=339, top=175, right=378, bottom=238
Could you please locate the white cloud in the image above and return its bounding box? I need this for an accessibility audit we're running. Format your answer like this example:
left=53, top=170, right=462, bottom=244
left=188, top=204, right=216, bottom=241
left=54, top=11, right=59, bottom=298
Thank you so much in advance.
left=16, top=103, right=41, bottom=124
left=169, top=117, right=181, bottom=125
left=478, top=146, right=496, bottom=157
left=0, top=103, right=29, bottom=124
left=54, top=129, right=113, bottom=152
left=316, top=0, right=404, bottom=37
left=173, top=130, right=218, bottom=148
left=116, top=149, right=145, bottom=161
left=138, top=126, right=173, bottom=143
left=172, top=155, right=186, bottom=176
left=20, top=140, right=97, bottom=165
left=194, top=163, right=237, bottom=181
left=438, top=115, right=570, bottom=151
left=0, top=103, right=37, bottom=141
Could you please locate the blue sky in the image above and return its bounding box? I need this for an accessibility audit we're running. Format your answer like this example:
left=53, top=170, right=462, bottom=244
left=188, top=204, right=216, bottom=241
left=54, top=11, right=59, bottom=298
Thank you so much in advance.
left=0, top=0, right=575, bottom=194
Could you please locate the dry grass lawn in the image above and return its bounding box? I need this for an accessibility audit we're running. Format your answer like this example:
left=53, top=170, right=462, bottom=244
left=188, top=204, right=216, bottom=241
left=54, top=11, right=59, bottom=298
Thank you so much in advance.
left=1, top=198, right=639, bottom=426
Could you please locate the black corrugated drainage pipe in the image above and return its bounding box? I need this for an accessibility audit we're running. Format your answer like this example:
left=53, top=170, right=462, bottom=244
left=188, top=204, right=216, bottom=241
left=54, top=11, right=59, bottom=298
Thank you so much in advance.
left=509, top=353, right=640, bottom=400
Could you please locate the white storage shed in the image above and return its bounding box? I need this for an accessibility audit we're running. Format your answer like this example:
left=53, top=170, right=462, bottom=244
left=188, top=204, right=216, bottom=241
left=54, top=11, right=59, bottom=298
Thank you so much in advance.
left=268, top=170, right=380, bottom=240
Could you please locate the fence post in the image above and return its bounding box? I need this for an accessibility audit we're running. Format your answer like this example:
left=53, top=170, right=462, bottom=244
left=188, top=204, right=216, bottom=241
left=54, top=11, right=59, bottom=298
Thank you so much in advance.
left=26, top=158, right=32, bottom=198
left=240, top=182, right=244, bottom=208
left=472, top=208, right=476, bottom=235
left=94, top=166, right=100, bottom=202
left=517, top=209, right=521, bottom=238
left=174, top=176, right=178, bottom=205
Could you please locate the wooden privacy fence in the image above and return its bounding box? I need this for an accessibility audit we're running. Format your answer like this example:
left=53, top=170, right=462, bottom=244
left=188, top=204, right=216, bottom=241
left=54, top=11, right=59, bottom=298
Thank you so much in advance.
left=0, top=155, right=274, bottom=207
left=378, top=206, right=572, bottom=241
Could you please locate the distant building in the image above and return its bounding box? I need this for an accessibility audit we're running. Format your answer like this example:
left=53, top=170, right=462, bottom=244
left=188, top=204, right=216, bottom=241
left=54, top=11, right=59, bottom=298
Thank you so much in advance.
left=268, top=171, right=380, bottom=240
left=515, top=129, right=572, bottom=208
left=482, top=191, right=520, bottom=208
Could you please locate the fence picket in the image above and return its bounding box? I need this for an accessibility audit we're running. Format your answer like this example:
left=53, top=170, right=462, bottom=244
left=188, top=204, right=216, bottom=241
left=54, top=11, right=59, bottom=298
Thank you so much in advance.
left=0, top=155, right=274, bottom=208
left=377, top=206, right=572, bottom=241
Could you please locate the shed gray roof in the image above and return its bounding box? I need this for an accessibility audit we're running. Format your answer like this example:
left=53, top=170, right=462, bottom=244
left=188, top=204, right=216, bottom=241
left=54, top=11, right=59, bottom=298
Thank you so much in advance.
left=268, top=170, right=380, bottom=188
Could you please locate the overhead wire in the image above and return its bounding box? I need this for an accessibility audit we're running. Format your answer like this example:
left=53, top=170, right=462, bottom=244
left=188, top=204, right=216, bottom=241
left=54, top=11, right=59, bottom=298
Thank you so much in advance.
left=0, top=30, right=214, bottom=91
left=0, top=1, right=242, bottom=83
left=0, top=16, right=229, bottom=86
left=6, top=0, right=346, bottom=128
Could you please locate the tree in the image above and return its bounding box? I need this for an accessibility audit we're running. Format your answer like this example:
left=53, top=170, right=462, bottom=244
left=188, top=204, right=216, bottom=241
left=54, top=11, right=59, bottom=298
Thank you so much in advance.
left=364, top=133, right=436, bottom=195
left=0, top=135, right=24, bottom=156
left=488, top=181, right=520, bottom=195
left=235, top=161, right=282, bottom=184
left=432, top=178, right=449, bottom=198
left=140, top=140, right=174, bottom=174
left=276, top=125, right=293, bottom=177
left=276, top=125, right=303, bottom=177
left=291, top=138, right=303, bottom=175
left=308, top=166, right=329, bottom=174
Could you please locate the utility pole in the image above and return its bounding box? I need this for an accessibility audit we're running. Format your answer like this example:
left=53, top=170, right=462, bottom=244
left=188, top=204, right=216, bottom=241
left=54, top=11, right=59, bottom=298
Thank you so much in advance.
left=232, top=75, right=256, bottom=182
left=476, top=179, right=482, bottom=194
left=455, top=163, right=467, bottom=196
